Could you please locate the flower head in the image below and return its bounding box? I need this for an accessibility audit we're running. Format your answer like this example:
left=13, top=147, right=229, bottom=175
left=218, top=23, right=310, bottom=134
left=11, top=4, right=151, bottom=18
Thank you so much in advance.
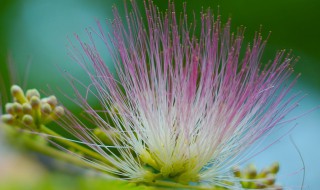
left=1, top=85, right=64, bottom=128
left=58, top=1, right=299, bottom=188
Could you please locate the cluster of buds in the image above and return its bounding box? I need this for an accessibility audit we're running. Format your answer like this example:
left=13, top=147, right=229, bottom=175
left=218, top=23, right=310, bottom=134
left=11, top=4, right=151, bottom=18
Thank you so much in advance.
left=232, top=162, right=282, bottom=189
left=1, top=85, right=64, bottom=129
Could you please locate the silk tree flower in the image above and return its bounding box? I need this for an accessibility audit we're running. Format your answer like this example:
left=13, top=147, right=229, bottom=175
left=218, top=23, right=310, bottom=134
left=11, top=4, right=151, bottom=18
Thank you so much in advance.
left=55, top=1, right=300, bottom=189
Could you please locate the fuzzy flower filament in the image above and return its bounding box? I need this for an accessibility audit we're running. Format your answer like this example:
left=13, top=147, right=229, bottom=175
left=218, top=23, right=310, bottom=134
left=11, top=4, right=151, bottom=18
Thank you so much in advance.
left=59, top=1, right=300, bottom=188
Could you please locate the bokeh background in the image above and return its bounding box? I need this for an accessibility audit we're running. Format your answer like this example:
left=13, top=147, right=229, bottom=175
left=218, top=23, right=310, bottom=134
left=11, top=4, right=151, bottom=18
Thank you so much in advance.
left=0, top=0, right=319, bottom=189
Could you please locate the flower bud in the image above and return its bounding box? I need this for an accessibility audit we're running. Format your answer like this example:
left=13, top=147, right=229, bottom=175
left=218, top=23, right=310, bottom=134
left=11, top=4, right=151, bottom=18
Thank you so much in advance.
left=46, top=96, right=58, bottom=108
left=258, top=168, right=270, bottom=178
left=11, top=85, right=27, bottom=103
left=41, top=103, right=52, bottom=115
left=51, top=106, right=64, bottom=120
left=246, top=164, right=257, bottom=179
left=1, top=114, right=14, bottom=124
left=26, top=89, right=40, bottom=100
left=5, top=103, right=14, bottom=114
left=263, top=173, right=276, bottom=185
left=270, top=162, right=280, bottom=174
left=22, top=103, right=32, bottom=114
left=30, top=96, right=41, bottom=109
left=232, top=166, right=241, bottom=178
left=22, top=114, right=34, bottom=126
left=13, top=102, right=23, bottom=115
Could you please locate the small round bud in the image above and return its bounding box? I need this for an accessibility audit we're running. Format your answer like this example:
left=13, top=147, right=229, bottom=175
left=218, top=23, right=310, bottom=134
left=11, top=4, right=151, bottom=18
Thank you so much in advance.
left=258, top=168, right=270, bottom=178
left=270, top=162, right=280, bottom=174
left=5, top=103, right=14, bottom=114
left=30, top=96, right=41, bottom=109
left=1, top=114, right=14, bottom=124
left=53, top=106, right=64, bottom=118
left=41, top=103, right=52, bottom=115
left=11, top=85, right=23, bottom=96
left=232, top=166, right=241, bottom=178
left=246, top=164, right=257, bottom=179
left=22, top=103, right=32, bottom=114
left=46, top=96, right=58, bottom=107
left=26, top=89, right=40, bottom=100
left=11, top=85, right=27, bottom=103
left=263, top=173, right=276, bottom=185
left=12, top=102, right=23, bottom=115
left=22, top=114, right=34, bottom=126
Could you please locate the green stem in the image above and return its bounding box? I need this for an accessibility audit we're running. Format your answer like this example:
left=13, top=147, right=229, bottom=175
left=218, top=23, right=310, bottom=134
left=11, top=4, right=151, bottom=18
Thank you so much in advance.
left=40, top=124, right=112, bottom=165
left=22, top=135, right=105, bottom=172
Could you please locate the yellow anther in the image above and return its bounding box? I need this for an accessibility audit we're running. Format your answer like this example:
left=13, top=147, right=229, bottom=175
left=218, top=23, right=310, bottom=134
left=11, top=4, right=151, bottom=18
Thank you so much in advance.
left=11, top=85, right=27, bottom=103
left=26, top=89, right=40, bottom=100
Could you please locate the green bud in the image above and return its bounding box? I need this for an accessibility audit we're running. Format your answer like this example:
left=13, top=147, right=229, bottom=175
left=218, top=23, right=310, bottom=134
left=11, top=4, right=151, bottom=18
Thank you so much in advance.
left=30, top=96, right=41, bottom=109
left=46, top=95, right=58, bottom=108
left=22, top=103, right=32, bottom=114
left=246, top=164, right=257, bottom=179
left=5, top=103, right=14, bottom=114
left=53, top=106, right=64, bottom=117
left=263, top=173, right=276, bottom=185
left=258, top=168, right=270, bottom=178
left=240, top=181, right=249, bottom=188
left=22, top=114, right=34, bottom=126
left=232, top=166, right=241, bottom=177
left=270, top=162, right=280, bottom=174
left=26, top=89, right=40, bottom=100
left=11, top=85, right=27, bottom=103
left=1, top=114, right=14, bottom=124
left=41, top=103, right=52, bottom=115
left=12, top=102, right=23, bottom=115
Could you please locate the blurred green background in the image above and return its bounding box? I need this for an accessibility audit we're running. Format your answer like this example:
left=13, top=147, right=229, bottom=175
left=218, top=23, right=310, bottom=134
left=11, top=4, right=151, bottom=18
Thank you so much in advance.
left=0, top=0, right=319, bottom=189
